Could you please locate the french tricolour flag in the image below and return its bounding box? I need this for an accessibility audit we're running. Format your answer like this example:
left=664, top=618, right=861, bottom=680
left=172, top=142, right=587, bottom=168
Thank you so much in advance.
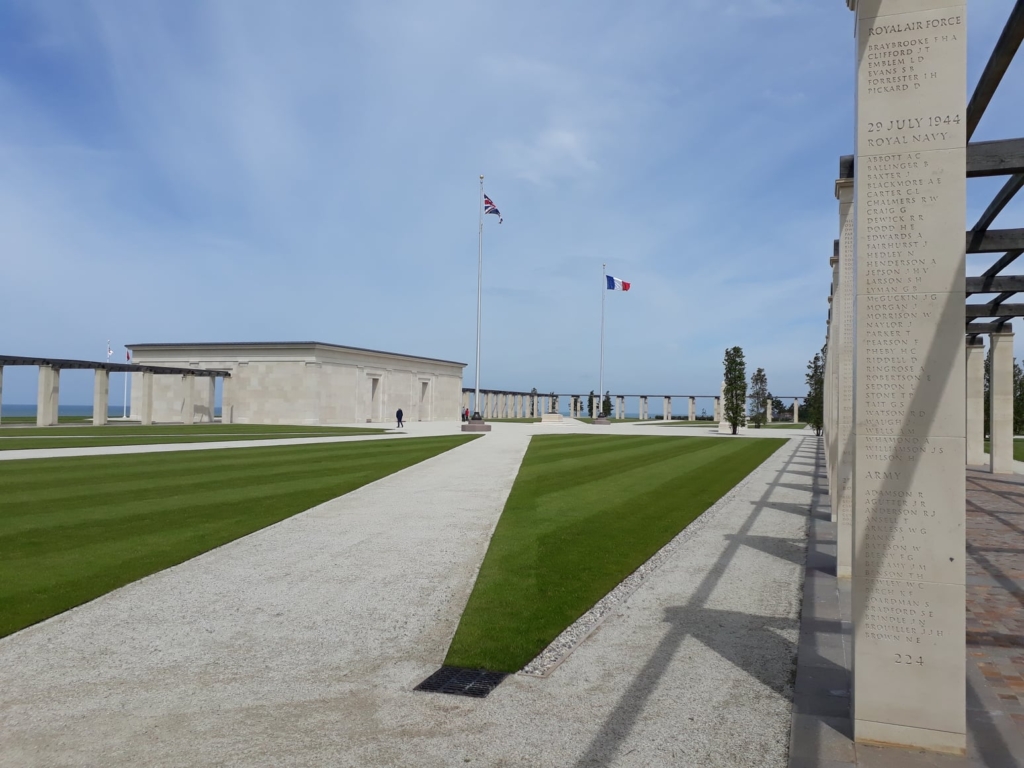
left=606, top=275, right=630, bottom=291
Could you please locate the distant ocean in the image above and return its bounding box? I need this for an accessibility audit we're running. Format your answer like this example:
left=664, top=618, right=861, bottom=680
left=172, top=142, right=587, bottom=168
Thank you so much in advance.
left=1, top=404, right=221, bottom=418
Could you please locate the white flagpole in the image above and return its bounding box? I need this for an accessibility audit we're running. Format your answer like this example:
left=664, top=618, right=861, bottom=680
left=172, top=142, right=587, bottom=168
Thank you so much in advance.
left=599, top=264, right=606, bottom=417
left=474, top=175, right=484, bottom=418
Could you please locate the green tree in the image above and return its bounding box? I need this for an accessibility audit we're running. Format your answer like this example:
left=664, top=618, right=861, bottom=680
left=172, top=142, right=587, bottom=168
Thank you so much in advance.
left=723, top=346, right=747, bottom=435
left=602, top=391, right=612, bottom=418
left=771, top=396, right=786, bottom=422
left=749, top=368, right=768, bottom=428
left=587, top=390, right=595, bottom=418
left=530, top=387, right=539, bottom=417
left=805, top=346, right=826, bottom=436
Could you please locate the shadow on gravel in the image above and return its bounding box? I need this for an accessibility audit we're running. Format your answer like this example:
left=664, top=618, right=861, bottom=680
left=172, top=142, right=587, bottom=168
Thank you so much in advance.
left=573, top=436, right=823, bottom=767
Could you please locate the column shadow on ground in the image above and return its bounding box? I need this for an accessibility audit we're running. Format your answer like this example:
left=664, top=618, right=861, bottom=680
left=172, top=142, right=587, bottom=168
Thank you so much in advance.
left=572, top=436, right=823, bottom=767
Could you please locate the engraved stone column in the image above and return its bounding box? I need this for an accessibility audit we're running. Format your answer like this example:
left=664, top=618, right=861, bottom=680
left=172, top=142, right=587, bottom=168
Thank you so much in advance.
left=714, top=396, right=721, bottom=423
left=183, top=375, right=196, bottom=426
left=140, top=371, right=154, bottom=426
left=664, top=396, right=672, bottom=421
left=689, top=396, right=696, bottom=421
left=989, top=326, right=1014, bottom=475
left=794, top=398, right=800, bottom=424
left=36, top=365, right=60, bottom=427
left=850, top=0, right=967, bottom=753
left=93, top=370, right=110, bottom=427
left=0, top=366, right=4, bottom=425
left=837, top=177, right=855, bottom=577
left=965, top=336, right=985, bottom=466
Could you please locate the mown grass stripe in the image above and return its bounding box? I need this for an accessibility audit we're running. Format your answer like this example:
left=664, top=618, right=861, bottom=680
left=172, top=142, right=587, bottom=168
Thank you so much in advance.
left=0, top=435, right=475, bottom=638
left=444, top=434, right=786, bottom=672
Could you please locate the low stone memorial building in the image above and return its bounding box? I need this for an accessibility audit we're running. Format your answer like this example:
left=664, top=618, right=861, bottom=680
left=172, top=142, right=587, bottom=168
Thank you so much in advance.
left=127, top=341, right=465, bottom=425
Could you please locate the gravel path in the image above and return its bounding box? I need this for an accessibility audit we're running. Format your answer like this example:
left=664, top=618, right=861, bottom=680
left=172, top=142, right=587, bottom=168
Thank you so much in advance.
left=0, top=429, right=813, bottom=767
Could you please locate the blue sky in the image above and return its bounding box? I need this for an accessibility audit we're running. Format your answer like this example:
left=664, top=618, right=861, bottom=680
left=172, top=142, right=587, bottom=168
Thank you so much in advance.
left=1, top=0, right=1022, bottom=405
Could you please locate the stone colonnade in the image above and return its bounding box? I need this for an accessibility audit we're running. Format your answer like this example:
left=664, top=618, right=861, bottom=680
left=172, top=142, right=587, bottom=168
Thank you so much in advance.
left=822, top=1, right=977, bottom=751
left=0, top=363, right=226, bottom=427
left=958, top=328, right=1015, bottom=473
left=458, top=391, right=802, bottom=423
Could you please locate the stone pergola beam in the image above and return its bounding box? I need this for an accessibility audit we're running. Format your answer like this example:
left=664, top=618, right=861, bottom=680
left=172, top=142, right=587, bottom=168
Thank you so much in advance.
left=966, top=272, right=1024, bottom=294
left=965, top=0, right=1024, bottom=140
left=966, top=228, right=1024, bottom=254
left=965, top=302, right=1024, bottom=318
left=839, top=137, right=1024, bottom=179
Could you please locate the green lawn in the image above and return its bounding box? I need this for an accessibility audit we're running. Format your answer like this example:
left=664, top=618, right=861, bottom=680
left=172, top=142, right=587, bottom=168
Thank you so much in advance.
left=0, top=435, right=475, bottom=638
left=445, top=434, right=786, bottom=672
left=654, top=421, right=804, bottom=429
left=651, top=420, right=718, bottom=427
left=0, top=416, right=91, bottom=425
left=0, top=423, right=385, bottom=450
left=984, top=441, right=1024, bottom=462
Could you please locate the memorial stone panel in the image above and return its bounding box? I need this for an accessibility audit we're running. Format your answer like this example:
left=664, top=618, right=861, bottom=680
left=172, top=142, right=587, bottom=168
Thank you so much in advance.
left=851, top=0, right=966, bottom=753
left=837, top=179, right=855, bottom=577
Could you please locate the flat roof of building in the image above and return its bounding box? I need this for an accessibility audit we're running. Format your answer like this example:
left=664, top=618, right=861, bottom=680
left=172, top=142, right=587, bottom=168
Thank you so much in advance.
left=126, top=341, right=467, bottom=368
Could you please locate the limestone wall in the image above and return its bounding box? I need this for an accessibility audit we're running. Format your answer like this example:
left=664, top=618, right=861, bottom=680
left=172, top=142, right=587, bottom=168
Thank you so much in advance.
left=128, top=342, right=465, bottom=425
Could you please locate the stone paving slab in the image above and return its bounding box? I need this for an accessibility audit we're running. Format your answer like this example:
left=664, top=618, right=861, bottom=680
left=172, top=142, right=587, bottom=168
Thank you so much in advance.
left=0, top=426, right=813, bottom=766
left=789, top=456, right=1024, bottom=767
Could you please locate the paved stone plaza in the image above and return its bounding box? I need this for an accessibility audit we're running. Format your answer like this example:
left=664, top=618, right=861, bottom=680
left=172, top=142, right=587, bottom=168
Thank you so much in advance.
left=791, top=463, right=1024, bottom=767
left=0, top=423, right=813, bottom=767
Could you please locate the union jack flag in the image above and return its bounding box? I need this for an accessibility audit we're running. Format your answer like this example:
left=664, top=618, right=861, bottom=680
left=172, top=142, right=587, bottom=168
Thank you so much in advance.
left=484, top=194, right=503, bottom=224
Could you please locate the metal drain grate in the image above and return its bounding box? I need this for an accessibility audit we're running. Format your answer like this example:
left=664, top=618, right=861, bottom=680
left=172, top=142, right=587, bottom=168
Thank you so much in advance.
left=414, top=666, right=508, bottom=698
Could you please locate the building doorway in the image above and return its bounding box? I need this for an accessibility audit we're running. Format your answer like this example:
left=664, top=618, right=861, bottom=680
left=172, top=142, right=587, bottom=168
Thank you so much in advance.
left=419, top=380, right=430, bottom=421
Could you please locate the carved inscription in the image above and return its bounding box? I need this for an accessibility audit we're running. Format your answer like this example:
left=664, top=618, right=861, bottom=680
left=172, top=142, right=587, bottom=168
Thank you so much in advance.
left=854, top=5, right=965, bottom=653
left=861, top=579, right=944, bottom=649
left=863, top=14, right=963, bottom=101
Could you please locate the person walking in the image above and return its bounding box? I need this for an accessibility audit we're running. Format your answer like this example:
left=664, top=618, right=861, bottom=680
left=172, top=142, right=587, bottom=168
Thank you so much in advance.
left=396, top=408, right=404, bottom=428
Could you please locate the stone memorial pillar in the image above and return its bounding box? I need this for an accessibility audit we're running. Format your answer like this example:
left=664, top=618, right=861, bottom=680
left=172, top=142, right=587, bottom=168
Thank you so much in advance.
left=989, top=326, right=1014, bottom=475
left=664, top=396, right=672, bottom=421
left=0, top=366, right=4, bottom=425
left=713, top=396, right=720, bottom=423
left=718, top=381, right=730, bottom=433
left=140, top=371, right=155, bottom=426
left=183, top=374, right=196, bottom=426
left=689, top=396, right=696, bottom=421
left=93, top=370, right=110, bottom=427
left=837, top=177, right=855, bottom=576
left=965, top=336, right=985, bottom=466
left=36, top=365, right=60, bottom=427
left=794, top=398, right=800, bottom=424
left=850, top=0, right=966, bottom=752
